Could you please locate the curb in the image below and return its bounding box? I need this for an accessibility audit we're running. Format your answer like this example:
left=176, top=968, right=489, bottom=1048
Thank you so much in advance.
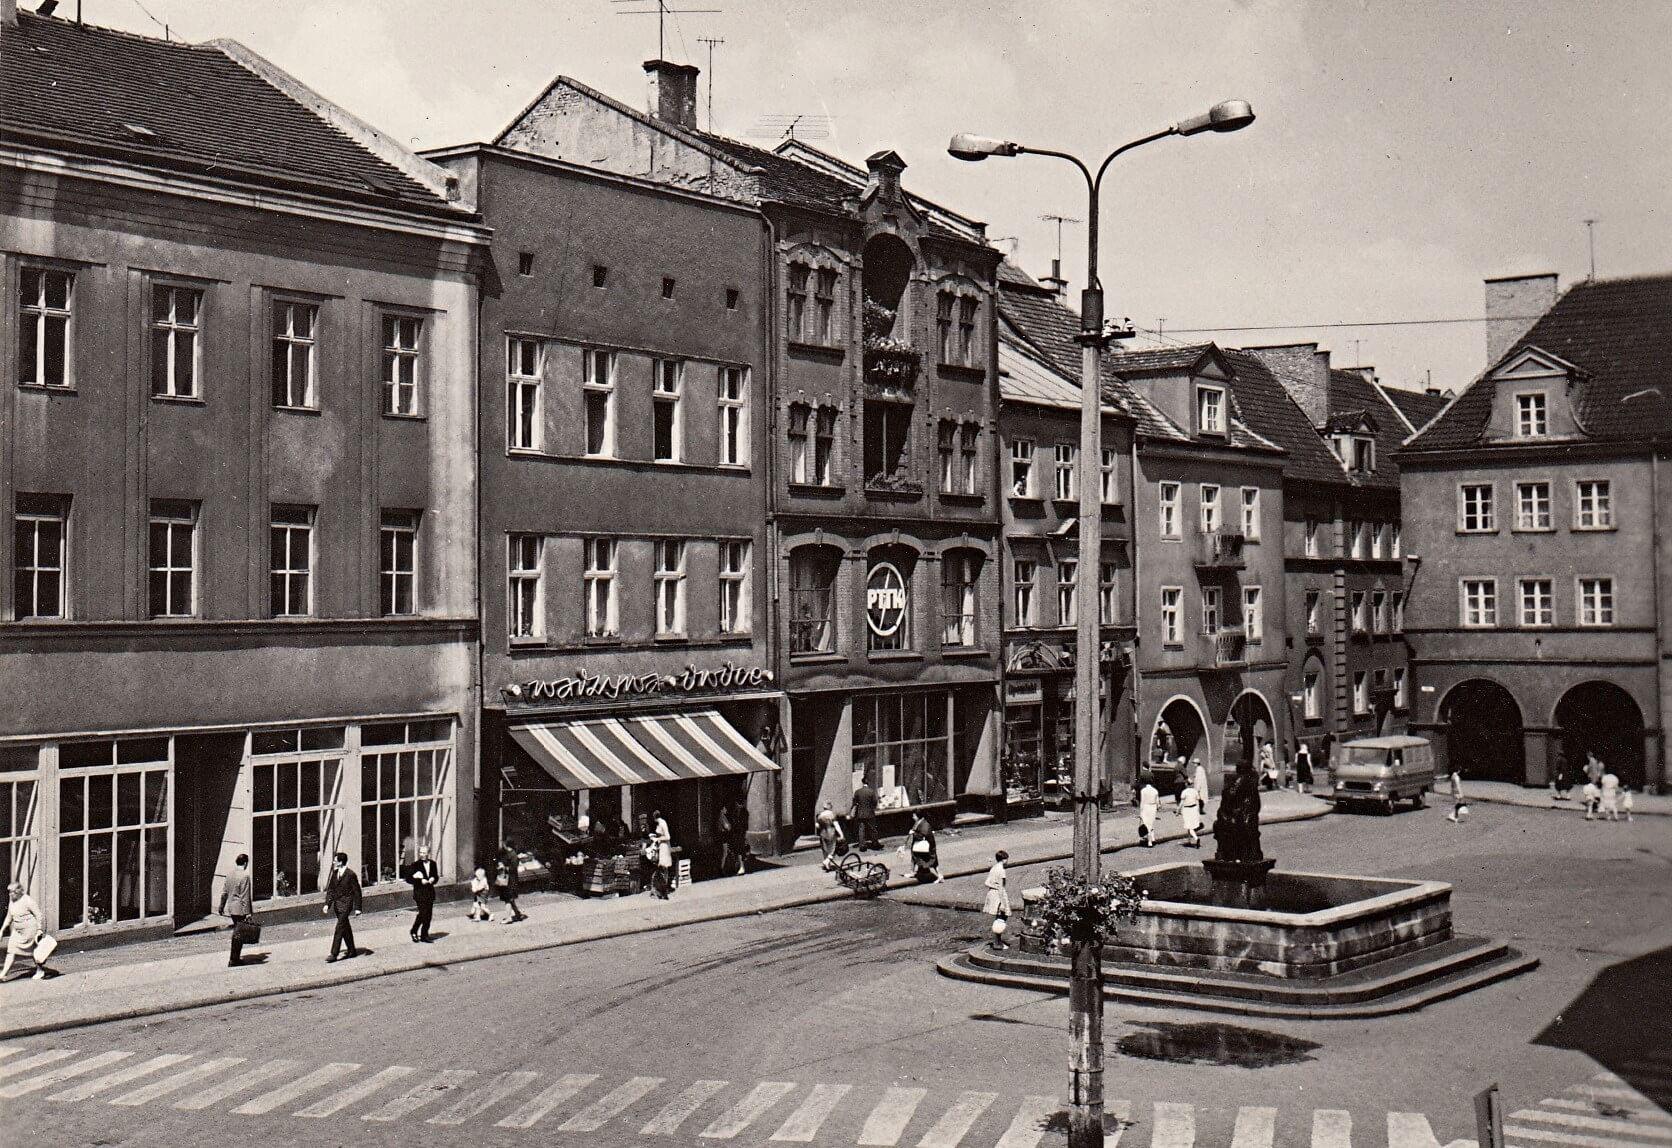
left=0, top=801, right=1330, bottom=1039
left=1462, top=793, right=1670, bottom=818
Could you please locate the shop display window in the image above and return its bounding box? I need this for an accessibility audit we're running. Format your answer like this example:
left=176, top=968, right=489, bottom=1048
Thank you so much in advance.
left=360, top=720, right=454, bottom=886
left=0, top=756, right=39, bottom=902
left=1001, top=702, right=1045, bottom=804
left=250, top=749, right=342, bottom=901
left=851, top=691, right=950, bottom=809
left=57, top=737, right=170, bottom=927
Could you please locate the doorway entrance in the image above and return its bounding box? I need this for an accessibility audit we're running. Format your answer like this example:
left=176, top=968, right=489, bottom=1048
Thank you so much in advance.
left=1440, top=680, right=1525, bottom=782
left=171, top=732, right=244, bottom=929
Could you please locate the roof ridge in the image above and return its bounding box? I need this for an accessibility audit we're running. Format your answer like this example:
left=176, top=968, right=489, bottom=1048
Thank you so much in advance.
left=9, top=8, right=200, bottom=49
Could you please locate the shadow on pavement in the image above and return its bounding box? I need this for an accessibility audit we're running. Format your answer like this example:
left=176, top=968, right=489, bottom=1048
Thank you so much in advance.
left=1534, top=942, right=1672, bottom=1113
left=1115, top=1020, right=1321, bottom=1068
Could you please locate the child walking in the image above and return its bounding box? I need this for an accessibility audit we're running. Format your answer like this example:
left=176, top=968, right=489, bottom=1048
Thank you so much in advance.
left=1445, top=771, right=1470, bottom=823
left=983, top=851, right=1012, bottom=950
left=468, top=866, right=491, bottom=921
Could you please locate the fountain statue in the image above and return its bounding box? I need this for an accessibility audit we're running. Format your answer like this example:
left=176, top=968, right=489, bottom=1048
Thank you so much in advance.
left=1201, top=736, right=1276, bottom=907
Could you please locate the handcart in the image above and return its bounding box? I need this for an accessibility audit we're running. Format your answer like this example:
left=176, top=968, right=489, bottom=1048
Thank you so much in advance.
left=834, top=850, right=890, bottom=898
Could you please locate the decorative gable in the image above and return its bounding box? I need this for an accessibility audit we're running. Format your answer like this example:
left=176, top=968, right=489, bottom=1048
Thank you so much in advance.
left=1482, top=345, right=1589, bottom=442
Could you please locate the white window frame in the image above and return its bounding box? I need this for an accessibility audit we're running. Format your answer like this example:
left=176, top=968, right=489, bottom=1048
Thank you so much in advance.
left=1370, top=522, right=1385, bottom=560
left=960, top=424, right=980, bottom=495
left=1394, top=668, right=1408, bottom=709
left=719, top=539, right=751, bottom=635
left=148, top=499, right=198, bottom=618
left=1243, top=585, right=1263, bottom=643
left=1392, top=590, right=1405, bottom=633
left=1352, top=436, right=1375, bottom=473
left=1098, top=561, right=1117, bottom=626
left=1010, top=439, right=1035, bottom=498
left=940, top=551, right=977, bottom=647
left=1303, top=670, right=1322, bottom=720
left=271, top=300, right=318, bottom=409
left=507, top=534, right=544, bottom=640
left=1160, top=586, right=1183, bottom=645
left=937, top=421, right=957, bottom=494
left=14, top=497, right=68, bottom=620
left=718, top=365, right=749, bottom=467
left=151, top=283, right=202, bottom=399
left=18, top=266, right=74, bottom=389
left=1305, top=589, right=1321, bottom=635
left=1574, top=479, right=1613, bottom=530
left=269, top=505, right=314, bottom=618
left=1518, top=577, right=1553, bottom=628
left=1460, top=578, right=1498, bottom=628
left=583, top=349, right=618, bottom=459
left=584, top=537, right=619, bottom=637
left=1159, top=482, right=1181, bottom=539
left=1240, top=487, right=1260, bottom=540
left=1515, top=480, right=1552, bottom=531
left=1013, top=558, right=1037, bottom=627
left=654, top=539, right=687, bottom=637
left=653, top=360, right=684, bottom=463
left=1196, top=384, right=1226, bottom=434
left=379, top=510, right=419, bottom=617
left=1056, top=559, right=1077, bottom=627
left=1200, top=484, right=1221, bottom=533
left=1578, top=577, right=1614, bottom=628
left=1099, top=447, right=1118, bottom=504
left=381, top=314, right=423, bottom=416
left=1201, top=586, right=1221, bottom=636
left=813, top=406, right=836, bottom=486
left=1304, top=518, right=1320, bottom=558
left=1351, top=590, right=1368, bottom=633
left=1053, top=444, right=1077, bottom=502
left=507, top=337, right=543, bottom=452
left=1353, top=671, right=1369, bottom=715
left=1459, top=483, right=1496, bottom=533
left=1391, top=523, right=1402, bottom=558
left=788, top=404, right=811, bottom=484
left=1515, top=391, right=1548, bottom=438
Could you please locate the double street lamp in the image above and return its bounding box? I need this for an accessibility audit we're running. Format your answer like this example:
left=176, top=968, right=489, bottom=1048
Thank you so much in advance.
left=949, top=99, right=1254, bottom=1148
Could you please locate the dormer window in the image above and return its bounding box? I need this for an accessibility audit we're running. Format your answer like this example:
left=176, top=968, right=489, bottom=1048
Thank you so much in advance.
left=1515, top=392, right=1548, bottom=437
left=1352, top=437, right=1374, bottom=473
left=1196, top=385, right=1226, bottom=435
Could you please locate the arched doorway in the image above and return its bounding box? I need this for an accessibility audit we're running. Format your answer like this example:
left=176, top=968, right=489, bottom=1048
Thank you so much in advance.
left=1150, top=697, right=1209, bottom=776
left=1224, top=690, right=1275, bottom=769
left=1555, top=682, right=1646, bottom=790
left=1439, top=679, right=1524, bottom=783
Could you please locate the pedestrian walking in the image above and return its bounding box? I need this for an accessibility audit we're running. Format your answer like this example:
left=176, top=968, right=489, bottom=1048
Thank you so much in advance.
left=1585, top=751, right=1605, bottom=788
left=323, top=852, right=362, bottom=962
left=815, top=802, right=846, bottom=871
left=1622, top=787, right=1634, bottom=821
left=406, top=843, right=439, bottom=942
left=1445, top=771, right=1470, bottom=823
left=1177, top=782, right=1204, bottom=848
left=1294, top=742, right=1314, bottom=795
left=468, top=866, right=491, bottom=921
left=1, top=881, right=53, bottom=981
left=496, top=841, right=528, bottom=921
left=1138, top=780, right=1160, bottom=847
left=983, top=851, right=1011, bottom=949
left=850, top=779, right=882, bottom=851
left=1259, top=741, right=1282, bottom=790
left=719, top=797, right=750, bottom=877
left=218, top=853, right=255, bottom=967
left=1600, top=770, right=1621, bottom=821
left=1550, top=746, right=1572, bottom=801
left=648, top=809, right=675, bottom=898
left=907, top=813, right=942, bottom=883
left=1319, top=731, right=1335, bottom=772
left=1191, top=758, right=1212, bottom=816
left=1582, top=779, right=1600, bottom=820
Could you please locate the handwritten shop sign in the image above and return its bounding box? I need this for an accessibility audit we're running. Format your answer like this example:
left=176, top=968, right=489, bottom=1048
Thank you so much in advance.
left=865, top=561, right=907, bottom=637
left=503, top=662, right=774, bottom=704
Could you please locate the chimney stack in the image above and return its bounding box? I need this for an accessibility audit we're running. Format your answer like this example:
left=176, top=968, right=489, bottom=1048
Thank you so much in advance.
left=1484, top=272, right=1557, bottom=366
left=864, top=150, right=907, bottom=206
left=643, top=59, right=699, bottom=131
left=1042, top=258, right=1068, bottom=301
left=2, top=0, right=18, bottom=27
left=1243, top=343, right=1331, bottom=427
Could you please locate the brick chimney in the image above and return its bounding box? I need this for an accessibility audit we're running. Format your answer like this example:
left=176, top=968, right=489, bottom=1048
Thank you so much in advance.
left=643, top=59, right=699, bottom=131
left=1041, top=258, right=1068, bottom=302
left=1242, top=343, right=1332, bottom=427
left=865, top=150, right=907, bottom=206
left=1484, top=272, right=1557, bottom=366
left=2, top=0, right=17, bottom=28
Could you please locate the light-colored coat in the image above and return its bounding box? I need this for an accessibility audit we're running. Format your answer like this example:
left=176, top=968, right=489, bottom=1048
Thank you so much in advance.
left=1139, top=784, right=1160, bottom=833
left=3, top=893, right=42, bottom=954
left=1178, top=787, right=1204, bottom=834
left=219, top=869, right=253, bottom=917
left=983, top=862, right=1010, bottom=916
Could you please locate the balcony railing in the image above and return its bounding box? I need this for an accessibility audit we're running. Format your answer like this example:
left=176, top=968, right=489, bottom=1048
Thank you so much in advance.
left=1209, top=630, right=1247, bottom=667
left=1193, top=529, right=1246, bottom=570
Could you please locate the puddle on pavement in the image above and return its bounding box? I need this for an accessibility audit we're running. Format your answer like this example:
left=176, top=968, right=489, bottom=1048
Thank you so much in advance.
left=1115, top=1021, right=1320, bottom=1068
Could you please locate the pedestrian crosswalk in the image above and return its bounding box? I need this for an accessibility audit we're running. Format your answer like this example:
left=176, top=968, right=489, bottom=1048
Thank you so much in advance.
left=1504, top=1068, right=1672, bottom=1148
left=2, top=1039, right=1656, bottom=1147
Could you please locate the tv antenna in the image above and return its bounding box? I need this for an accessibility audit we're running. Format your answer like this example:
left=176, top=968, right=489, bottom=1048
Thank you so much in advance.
left=613, top=0, right=721, bottom=62
left=746, top=114, right=833, bottom=141
left=1041, top=213, right=1081, bottom=263
left=697, top=36, right=724, bottom=130
left=1583, top=218, right=1598, bottom=281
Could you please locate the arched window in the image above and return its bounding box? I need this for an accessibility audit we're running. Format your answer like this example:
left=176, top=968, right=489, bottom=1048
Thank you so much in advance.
left=788, top=545, right=841, bottom=654
left=940, top=549, right=982, bottom=647
left=866, top=545, right=916, bottom=652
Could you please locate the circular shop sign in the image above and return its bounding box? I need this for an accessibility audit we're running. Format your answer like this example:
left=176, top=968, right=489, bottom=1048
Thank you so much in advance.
left=866, top=561, right=908, bottom=637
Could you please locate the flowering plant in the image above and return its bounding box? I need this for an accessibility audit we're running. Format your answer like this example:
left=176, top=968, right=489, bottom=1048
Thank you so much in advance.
left=1033, top=866, right=1144, bottom=949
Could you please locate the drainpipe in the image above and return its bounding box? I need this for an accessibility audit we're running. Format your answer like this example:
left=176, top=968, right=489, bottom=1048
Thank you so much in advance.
left=760, top=209, right=790, bottom=846
left=1653, top=448, right=1667, bottom=793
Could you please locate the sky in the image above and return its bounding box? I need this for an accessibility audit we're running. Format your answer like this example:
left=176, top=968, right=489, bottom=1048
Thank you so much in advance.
left=73, top=0, right=1672, bottom=394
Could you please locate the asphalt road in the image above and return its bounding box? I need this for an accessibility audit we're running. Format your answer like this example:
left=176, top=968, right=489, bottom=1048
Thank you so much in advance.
left=4, top=803, right=1668, bottom=1147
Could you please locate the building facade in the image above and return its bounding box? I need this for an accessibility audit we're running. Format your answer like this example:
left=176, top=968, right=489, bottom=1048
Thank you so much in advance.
left=1401, top=273, right=1672, bottom=792
left=426, top=142, right=783, bottom=872
left=0, top=9, right=489, bottom=939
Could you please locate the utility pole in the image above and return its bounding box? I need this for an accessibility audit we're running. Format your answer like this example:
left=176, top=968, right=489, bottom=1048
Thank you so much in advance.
left=698, top=36, right=724, bottom=131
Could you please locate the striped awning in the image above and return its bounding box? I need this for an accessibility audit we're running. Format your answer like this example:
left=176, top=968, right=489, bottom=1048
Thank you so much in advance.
left=507, top=709, right=779, bottom=791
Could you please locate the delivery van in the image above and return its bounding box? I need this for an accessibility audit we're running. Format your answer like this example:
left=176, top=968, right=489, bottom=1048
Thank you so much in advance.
left=1330, top=735, right=1435, bottom=814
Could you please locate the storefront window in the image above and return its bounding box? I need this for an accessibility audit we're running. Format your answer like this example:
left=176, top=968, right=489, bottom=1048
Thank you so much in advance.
left=250, top=738, right=343, bottom=900
left=0, top=754, right=39, bottom=899
left=57, top=738, right=170, bottom=927
left=852, top=692, right=949, bottom=809
left=789, top=547, right=839, bottom=654
left=1001, top=692, right=1045, bottom=804
left=360, top=720, right=454, bottom=886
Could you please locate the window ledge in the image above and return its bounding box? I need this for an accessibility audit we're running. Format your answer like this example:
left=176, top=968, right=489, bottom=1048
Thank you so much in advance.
left=1573, top=525, right=1617, bottom=533
left=938, top=492, right=985, bottom=506
left=1455, top=528, right=1498, bottom=536
left=273, top=405, right=322, bottom=416
left=789, top=650, right=844, bottom=665
left=787, top=340, right=845, bottom=362
left=1510, top=526, right=1555, bottom=534
left=787, top=482, right=845, bottom=498
left=17, top=383, right=77, bottom=395
left=151, top=393, right=205, bottom=406
left=507, top=447, right=548, bottom=459
left=864, top=484, right=924, bottom=502
left=1008, top=494, right=1044, bottom=505
left=941, top=646, right=991, bottom=658
left=867, top=650, right=924, bottom=663
left=507, top=636, right=547, bottom=649
left=936, top=363, right=986, bottom=382
left=381, top=411, right=427, bottom=423
left=1162, top=642, right=1186, bottom=651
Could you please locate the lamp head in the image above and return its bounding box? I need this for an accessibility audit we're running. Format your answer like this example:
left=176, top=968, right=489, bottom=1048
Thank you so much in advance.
left=947, top=133, right=1021, bottom=161
left=1174, top=99, right=1256, bottom=137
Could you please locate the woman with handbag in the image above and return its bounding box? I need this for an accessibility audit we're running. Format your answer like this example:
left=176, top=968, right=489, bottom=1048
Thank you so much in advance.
left=495, top=840, right=527, bottom=923
left=815, top=802, right=845, bottom=871
left=218, top=854, right=257, bottom=967
left=649, top=809, right=675, bottom=898
left=983, top=851, right=1011, bottom=948
left=907, top=814, right=942, bottom=884
left=1, top=880, right=52, bottom=981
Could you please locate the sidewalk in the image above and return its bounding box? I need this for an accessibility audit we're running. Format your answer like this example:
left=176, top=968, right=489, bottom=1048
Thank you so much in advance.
left=1462, top=780, right=1672, bottom=817
left=0, top=791, right=1329, bottom=1038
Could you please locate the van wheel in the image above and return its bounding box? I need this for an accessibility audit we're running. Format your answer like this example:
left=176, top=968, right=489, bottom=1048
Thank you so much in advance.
left=1382, top=797, right=1396, bottom=816
left=1413, top=789, right=1426, bottom=809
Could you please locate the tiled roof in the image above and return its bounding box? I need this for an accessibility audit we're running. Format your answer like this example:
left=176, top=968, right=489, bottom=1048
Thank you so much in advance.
left=1102, top=346, right=1217, bottom=375
left=1407, top=274, right=1672, bottom=451
left=1000, top=339, right=1122, bottom=415
left=0, top=11, right=459, bottom=217
left=1378, top=386, right=1450, bottom=434
left=771, top=139, right=989, bottom=245
left=1326, top=369, right=1407, bottom=488
left=1222, top=351, right=1351, bottom=486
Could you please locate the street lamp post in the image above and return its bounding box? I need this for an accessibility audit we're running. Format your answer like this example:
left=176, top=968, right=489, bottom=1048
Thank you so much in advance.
left=949, top=99, right=1254, bottom=1148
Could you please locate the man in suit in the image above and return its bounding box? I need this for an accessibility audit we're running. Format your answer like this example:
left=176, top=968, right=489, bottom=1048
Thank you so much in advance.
left=850, top=780, right=881, bottom=851
left=217, top=854, right=253, bottom=967
left=406, top=843, right=439, bottom=943
left=322, top=852, right=362, bottom=962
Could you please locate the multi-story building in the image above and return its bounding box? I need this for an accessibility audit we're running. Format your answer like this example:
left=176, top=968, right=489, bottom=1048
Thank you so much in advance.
left=0, top=6, right=490, bottom=940
left=426, top=141, right=781, bottom=873
left=467, top=61, right=1006, bottom=846
left=1401, top=272, right=1672, bottom=792
left=994, top=265, right=1138, bottom=813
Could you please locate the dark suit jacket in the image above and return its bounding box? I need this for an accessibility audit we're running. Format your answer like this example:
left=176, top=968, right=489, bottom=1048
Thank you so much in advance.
left=325, top=866, right=362, bottom=916
left=406, top=859, right=439, bottom=903
left=850, top=785, right=878, bottom=819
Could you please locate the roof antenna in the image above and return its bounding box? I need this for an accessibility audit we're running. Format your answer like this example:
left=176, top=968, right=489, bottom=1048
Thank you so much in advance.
left=1040, top=212, right=1080, bottom=295
left=697, top=36, right=724, bottom=131
left=1583, top=218, right=1598, bottom=281
left=613, top=0, right=721, bottom=62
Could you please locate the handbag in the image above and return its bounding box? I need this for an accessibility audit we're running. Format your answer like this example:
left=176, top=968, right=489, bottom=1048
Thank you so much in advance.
left=911, top=839, right=931, bottom=855
left=232, top=917, right=262, bottom=945
left=32, top=933, right=58, bottom=964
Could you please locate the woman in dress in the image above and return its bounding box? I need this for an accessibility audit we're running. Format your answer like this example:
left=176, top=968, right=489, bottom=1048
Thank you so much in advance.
left=1177, top=782, right=1204, bottom=848
left=815, top=802, right=845, bottom=871
left=908, top=813, right=941, bottom=883
left=495, top=840, right=527, bottom=923
left=650, top=809, right=675, bottom=897
left=983, top=851, right=1011, bottom=949
left=1, top=881, right=50, bottom=981
left=1138, top=781, right=1160, bottom=847
left=1191, top=758, right=1212, bottom=817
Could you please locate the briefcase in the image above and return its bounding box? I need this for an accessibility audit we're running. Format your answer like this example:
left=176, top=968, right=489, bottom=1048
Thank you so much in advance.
left=233, top=917, right=262, bottom=945
left=32, top=933, right=57, bottom=963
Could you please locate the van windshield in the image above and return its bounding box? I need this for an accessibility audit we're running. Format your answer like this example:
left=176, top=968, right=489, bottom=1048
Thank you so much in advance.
left=1343, top=748, right=1391, bottom=767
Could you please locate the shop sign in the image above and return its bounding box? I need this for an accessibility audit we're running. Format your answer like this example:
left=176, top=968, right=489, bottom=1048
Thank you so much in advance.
left=504, top=662, right=773, bottom=704
left=1005, top=680, right=1044, bottom=705
left=866, top=562, right=907, bottom=637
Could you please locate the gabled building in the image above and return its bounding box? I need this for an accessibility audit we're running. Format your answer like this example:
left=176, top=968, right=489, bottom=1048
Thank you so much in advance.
left=0, top=3, right=490, bottom=939
left=484, top=60, right=1006, bottom=845
left=1400, top=273, right=1672, bottom=793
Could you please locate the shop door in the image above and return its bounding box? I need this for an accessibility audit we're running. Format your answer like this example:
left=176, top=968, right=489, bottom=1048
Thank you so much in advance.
left=790, top=701, right=825, bottom=837
left=171, top=733, right=244, bottom=928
